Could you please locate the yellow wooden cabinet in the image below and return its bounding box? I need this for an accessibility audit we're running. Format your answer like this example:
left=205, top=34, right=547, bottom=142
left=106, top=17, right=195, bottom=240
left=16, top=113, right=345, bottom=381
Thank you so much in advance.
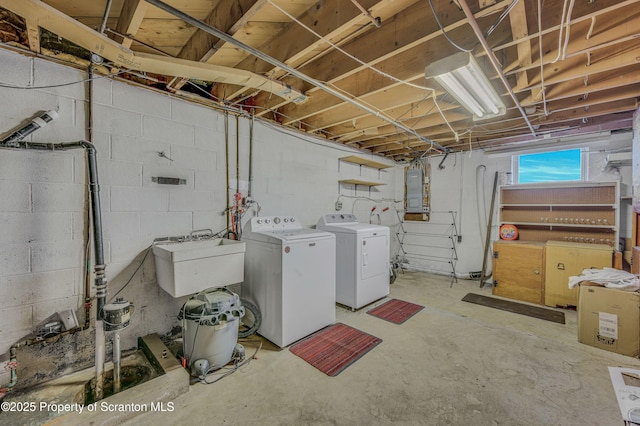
left=544, top=241, right=612, bottom=308
left=493, top=241, right=546, bottom=305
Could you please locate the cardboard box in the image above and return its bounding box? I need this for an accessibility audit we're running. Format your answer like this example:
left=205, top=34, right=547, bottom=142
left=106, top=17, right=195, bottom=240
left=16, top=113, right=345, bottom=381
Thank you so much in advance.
left=633, top=247, right=640, bottom=275
left=614, top=251, right=623, bottom=270
left=578, top=282, right=640, bottom=357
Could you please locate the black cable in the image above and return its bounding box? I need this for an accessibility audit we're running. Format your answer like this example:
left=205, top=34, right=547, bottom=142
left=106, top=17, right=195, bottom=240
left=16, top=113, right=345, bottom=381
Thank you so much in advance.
left=107, top=246, right=152, bottom=302
left=426, top=0, right=474, bottom=53
left=0, top=68, right=133, bottom=90
left=201, top=339, right=262, bottom=384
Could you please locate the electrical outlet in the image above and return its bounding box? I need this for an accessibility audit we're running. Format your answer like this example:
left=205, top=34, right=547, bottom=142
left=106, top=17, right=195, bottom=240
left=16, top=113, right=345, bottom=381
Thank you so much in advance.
left=335, top=200, right=343, bottom=211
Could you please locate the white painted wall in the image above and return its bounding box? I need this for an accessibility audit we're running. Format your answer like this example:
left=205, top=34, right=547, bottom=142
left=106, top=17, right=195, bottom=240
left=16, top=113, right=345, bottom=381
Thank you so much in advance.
left=0, top=47, right=401, bottom=365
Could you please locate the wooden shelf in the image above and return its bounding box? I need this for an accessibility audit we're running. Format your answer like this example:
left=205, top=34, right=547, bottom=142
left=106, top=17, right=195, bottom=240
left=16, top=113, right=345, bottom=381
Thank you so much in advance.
left=339, top=155, right=392, bottom=170
left=499, top=181, right=619, bottom=247
left=339, top=179, right=386, bottom=186
left=502, top=222, right=616, bottom=230
left=500, top=203, right=616, bottom=208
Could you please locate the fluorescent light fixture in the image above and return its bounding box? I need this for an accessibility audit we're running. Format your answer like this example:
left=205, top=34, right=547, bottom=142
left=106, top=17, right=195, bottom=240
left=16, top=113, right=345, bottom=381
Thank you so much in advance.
left=425, top=52, right=506, bottom=121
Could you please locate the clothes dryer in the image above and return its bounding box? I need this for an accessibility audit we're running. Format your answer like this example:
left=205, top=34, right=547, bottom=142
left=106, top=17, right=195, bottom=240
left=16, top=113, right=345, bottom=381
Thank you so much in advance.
left=317, top=213, right=390, bottom=310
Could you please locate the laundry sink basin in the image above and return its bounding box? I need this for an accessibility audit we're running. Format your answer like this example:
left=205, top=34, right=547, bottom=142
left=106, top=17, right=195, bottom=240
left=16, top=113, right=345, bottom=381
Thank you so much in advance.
left=153, top=238, right=245, bottom=297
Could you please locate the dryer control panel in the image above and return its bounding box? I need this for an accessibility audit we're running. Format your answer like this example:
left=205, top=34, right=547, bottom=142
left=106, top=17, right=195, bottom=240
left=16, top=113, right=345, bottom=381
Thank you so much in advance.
left=317, top=214, right=359, bottom=226
left=245, top=216, right=301, bottom=233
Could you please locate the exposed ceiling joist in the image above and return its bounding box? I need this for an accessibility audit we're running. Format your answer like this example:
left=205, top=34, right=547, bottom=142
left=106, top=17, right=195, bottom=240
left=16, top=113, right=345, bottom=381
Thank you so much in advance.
left=0, top=0, right=307, bottom=104
left=0, top=0, right=636, bottom=159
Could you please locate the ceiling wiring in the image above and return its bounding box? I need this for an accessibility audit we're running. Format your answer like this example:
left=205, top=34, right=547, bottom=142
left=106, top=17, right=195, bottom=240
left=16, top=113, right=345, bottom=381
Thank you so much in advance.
left=426, top=0, right=475, bottom=53
left=258, top=0, right=462, bottom=149
left=0, top=68, right=133, bottom=89
left=485, top=0, right=520, bottom=37
left=431, top=92, right=459, bottom=141
left=144, top=0, right=447, bottom=153
left=1, top=0, right=633, bottom=159
left=182, top=74, right=412, bottom=155
left=538, top=0, right=549, bottom=116
left=265, top=0, right=436, bottom=92
left=560, top=0, right=576, bottom=60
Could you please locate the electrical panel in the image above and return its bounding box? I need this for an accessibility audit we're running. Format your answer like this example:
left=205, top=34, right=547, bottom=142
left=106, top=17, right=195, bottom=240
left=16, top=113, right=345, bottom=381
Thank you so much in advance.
left=406, top=169, right=424, bottom=213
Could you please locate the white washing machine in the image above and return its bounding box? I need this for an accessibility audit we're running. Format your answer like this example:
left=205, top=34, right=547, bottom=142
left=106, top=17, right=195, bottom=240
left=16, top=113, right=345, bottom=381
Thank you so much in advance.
left=242, top=216, right=336, bottom=347
left=317, top=213, right=390, bottom=310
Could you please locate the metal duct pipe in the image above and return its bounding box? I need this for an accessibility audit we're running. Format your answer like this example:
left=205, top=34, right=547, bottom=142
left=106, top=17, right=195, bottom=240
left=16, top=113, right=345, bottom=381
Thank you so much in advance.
left=99, top=0, right=114, bottom=35
left=113, top=332, right=121, bottom=394
left=457, top=0, right=537, bottom=137
left=8, top=346, right=17, bottom=388
left=248, top=109, right=254, bottom=198
left=0, top=140, right=107, bottom=311
left=143, top=0, right=446, bottom=153
left=1, top=110, right=59, bottom=147
left=0, top=137, right=107, bottom=395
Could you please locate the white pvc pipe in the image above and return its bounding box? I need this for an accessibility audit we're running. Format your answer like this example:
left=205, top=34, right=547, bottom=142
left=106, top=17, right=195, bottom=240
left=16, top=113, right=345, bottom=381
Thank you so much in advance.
left=95, top=320, right=105, bottom=400
left=113, top=332, right=121, bottom=394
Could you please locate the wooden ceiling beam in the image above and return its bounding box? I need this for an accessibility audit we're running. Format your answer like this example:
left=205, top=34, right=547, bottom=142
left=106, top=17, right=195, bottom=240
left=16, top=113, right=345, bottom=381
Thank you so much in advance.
left=506, top=12, right=640, bottom=82
left=465, top=114, right=635, bottom=150
left=166, top=0, right=261, bottom=90
left=508, top=0, right=531, bottom=90
left=296, top=0, right=510, bottom=96
left=531, top=99, right=638, bottom=126
left=0, top=0, right=306, bottom=104
left=275, top=28, right=506, bottom=125
left=25, top=19, right=40, bottom=53
left=489, top=0, right=640, bottom=54
left=302, top=83, right=447, bottom=130
left=363, top=101, right=636, bottom=156
left=176, top=0, right=262, bottom=63
left=521, top=65, right=640, bottom=106
left=518, top=43, right=640, bottom=92
left=230, top=0, right=383, bottom=75
left=354, top=111, right=472, bottom=146
left=221, top=0, right=391, bottom=101
left=255, top=1, right=512, bottom=120
left=330, top=100, right=459, bottom=143
left=113, top=0, right=148, bottom=48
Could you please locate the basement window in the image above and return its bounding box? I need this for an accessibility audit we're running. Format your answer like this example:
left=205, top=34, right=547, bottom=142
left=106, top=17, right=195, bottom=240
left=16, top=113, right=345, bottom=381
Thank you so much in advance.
left=515, top=148, right=585, bottom=184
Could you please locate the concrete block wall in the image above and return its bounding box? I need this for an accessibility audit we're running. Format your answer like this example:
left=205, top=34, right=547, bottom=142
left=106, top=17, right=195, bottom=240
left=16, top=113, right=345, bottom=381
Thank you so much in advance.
left=0, top=47, right=401, bottom=384
left=0, top=49, right=88, bottom=364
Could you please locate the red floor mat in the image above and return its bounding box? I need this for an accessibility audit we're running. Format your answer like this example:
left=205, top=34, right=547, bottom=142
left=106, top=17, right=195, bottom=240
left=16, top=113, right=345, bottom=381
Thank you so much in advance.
left=289, top=323, right=382, bottom=376
left=367, top=299, right=424, bottom=324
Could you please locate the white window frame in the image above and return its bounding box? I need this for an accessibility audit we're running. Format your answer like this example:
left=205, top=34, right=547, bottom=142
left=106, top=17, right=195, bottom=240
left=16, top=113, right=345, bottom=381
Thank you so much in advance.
left=512, top=147, right=588, bottom=184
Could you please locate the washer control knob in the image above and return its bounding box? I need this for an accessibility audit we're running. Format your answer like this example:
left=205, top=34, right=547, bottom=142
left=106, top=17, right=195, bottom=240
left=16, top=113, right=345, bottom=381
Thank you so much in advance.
left=283, top=218, right=289, bottom=223
left=256, top=219, right=263, bottom=224
left=290, top=217, right=295, bottom=222
left=274, top=217, right=281, bottom=224
left=265, top=218, right=271, bottom=224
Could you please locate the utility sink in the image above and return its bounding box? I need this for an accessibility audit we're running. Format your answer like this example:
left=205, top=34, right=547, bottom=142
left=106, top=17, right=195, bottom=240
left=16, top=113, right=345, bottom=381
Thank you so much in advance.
left=153, top=238, right=245, bottom=297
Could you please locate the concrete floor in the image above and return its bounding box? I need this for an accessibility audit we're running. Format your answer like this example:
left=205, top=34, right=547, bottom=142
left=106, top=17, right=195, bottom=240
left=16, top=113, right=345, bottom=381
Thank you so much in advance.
left=122, top=270, right=640, bottom=425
